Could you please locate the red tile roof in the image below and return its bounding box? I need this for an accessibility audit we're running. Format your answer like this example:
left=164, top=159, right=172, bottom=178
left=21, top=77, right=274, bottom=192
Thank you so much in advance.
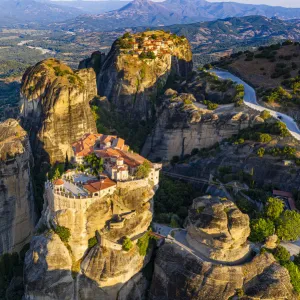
left=83, top=177, right=116, bottom=194
left=72, top=133, right=103, bottom=157
left=53, top=179, right=64, bottom=186
left=273, top=190, right=293, bottom=198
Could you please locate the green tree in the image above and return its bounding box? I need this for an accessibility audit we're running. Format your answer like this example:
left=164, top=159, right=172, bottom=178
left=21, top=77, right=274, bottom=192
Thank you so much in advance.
left=276, top=210, right=300, bottom=241
left=260, top=110, right=271, bottom=120
left=249, top=218, right=275, bottom=242
left=137, top=232, right=151, bottom=256
left=265, top=197, right=284, bottom=221
left=64, top=153, right=70, bottom=171
left=257, top=147, right=265, bottom=157
left=88, top=236, right=98, bottom=248
left=255, top=133, right=272, bottom=143
left=282, top=261, right=300, bottom=293
left=122, top=237, right=133, bottom=251
left=135, top=161, right=151, bottom=179
left=273, top=245, right=290, bottom=263
left=55, top=225, right=71, bottom=243
left=53, top=168, right=61, bottom=180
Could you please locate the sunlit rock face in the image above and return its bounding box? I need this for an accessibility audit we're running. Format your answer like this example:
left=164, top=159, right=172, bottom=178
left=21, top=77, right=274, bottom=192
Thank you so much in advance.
left=186, top=196, right=250, bottom=263
left=141, top=89, right=261, bottom=161
left=20, top=58, right=97, bottom=164
left=149, top=243, right=298, bottom=300
left=96, top=31, right=193, bottom=120
left=0, top=119, right=36, bottom=255
left=24, top=178, right=155, bottom=299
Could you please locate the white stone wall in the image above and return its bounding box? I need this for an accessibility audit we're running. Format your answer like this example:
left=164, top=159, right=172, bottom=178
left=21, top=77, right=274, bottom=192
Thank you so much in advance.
left=45, top=182, right=114, bottom=212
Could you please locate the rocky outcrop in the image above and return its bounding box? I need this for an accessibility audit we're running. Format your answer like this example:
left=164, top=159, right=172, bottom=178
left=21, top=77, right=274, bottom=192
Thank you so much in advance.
left=96, top=31, right=193, bottom=120
left=0, top=119, right=36, bottom=255
left=149, top=243, right=297, bottom=300
left=24, top=181, right=154, bottom=299
left=142, top=90, right=260, bottom=161
left=186, top=196, right=250, bottom=263
left=20, top=58, right=97, bottom=164
left=24, top=233, right=74, bottom=300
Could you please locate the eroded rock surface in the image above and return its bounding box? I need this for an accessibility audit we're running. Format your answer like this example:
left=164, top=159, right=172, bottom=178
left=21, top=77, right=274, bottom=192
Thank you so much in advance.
left=24, top=181, right=154, bottom=299
left=20, top=58, right=97, bottom=163
left=142, top=89, right=261, bottom=161
left=0, top=119, right=36, bottom=254
left=149, top=243, right=297, bottom=300
left=96, top=31, right=193, bottom=119
left=186, top=196, right=250, bottom=263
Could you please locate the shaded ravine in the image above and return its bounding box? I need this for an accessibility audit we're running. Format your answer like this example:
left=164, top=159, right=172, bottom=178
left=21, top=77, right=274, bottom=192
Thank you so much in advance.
left=211, top=69, right=300, bottom=141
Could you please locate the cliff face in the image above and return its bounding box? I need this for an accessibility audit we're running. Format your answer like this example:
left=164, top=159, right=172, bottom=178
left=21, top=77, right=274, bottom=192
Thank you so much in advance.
left=142, top=90, right=262, bottom=161
left=149, top=243, right=297, bottom=300
left=24, top=180, right=155, bottom=299
left=0, top=119, right=36, bottom=255
left=97, top=31, right=193, bottom=120
left=20, top=58, right=97, bottom=164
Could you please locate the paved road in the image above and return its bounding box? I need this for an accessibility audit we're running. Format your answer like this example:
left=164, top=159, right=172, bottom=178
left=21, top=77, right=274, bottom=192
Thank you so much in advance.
left=281, top=241, right=300, bottom=256
left=211, top=69, right=300, bottom=141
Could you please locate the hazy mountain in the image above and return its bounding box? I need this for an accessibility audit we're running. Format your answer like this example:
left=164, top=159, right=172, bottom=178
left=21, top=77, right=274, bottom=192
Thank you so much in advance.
left=0, top=0, right=83, bottom=26
left=51, top=0, right=130, bottom=14
left=60, top=0, right=300, bottom=32
left=159, top=16, right=300, bottom=53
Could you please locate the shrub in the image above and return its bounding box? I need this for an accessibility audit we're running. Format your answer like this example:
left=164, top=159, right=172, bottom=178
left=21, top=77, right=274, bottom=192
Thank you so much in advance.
left=137, top=232, right=151, bottom=256
left=273, top=245, right=290, bottom=263
left=55, top=225, right=71, bottom=243
left=260, top=110, right=271, bottom=120
left=122, top=237, right=133, bottom=251
left=139, top=51, right=156, bottom=59
left=234, top=138, right=245, bottom=145
left=135, top=160, right=151, bottom=179
left=204, top=100, right=218, bottom=110
left=257, top=147, right=265, bottom=157
left=255, top=133, right=272, bottom=143
left=88, top=236, right=98, bottom=248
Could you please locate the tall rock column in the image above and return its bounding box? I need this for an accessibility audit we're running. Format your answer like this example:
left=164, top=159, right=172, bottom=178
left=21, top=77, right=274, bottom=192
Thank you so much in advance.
left=0, top=119, right=36, bottom=255
left=20, top=58, right=98, bottom=164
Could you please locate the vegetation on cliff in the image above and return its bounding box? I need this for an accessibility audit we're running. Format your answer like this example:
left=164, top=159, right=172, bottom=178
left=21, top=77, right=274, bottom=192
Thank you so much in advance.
left=154, top=175, right=201, bottom=227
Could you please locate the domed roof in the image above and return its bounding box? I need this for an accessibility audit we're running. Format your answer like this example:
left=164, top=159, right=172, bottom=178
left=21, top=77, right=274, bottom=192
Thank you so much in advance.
left=53, top=179, right=64, bottom=186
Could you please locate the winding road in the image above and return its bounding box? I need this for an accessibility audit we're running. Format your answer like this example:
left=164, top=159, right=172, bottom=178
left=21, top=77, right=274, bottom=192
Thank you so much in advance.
left=211, top=69, right=300, bottom=141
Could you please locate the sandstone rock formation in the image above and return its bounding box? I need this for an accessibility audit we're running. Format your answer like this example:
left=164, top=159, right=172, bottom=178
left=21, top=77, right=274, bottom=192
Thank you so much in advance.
left=24, top=180, right=154, bottom=299
left=149, top=243, right=298, bottom=300
left=96, top=31, right=193, bottom=119
left=0, top=119, right=36, bottom=254
left=20, top=58, right=97, bottom=164
left=142, top=89, right=260, bottom=161
left=186, top=196, right=250, bottom=263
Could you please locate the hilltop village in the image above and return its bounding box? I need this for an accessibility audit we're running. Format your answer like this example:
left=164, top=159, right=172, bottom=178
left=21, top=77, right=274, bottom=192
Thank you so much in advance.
left=118, top=31, right=187, bottom=59
left=46, top=132, right=161, bottom=212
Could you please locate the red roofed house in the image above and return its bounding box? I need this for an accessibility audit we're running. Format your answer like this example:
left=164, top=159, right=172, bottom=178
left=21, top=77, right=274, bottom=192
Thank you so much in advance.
left=83, top=177, right=116, bottom=198
left=72, top=133, right=103, bottom=164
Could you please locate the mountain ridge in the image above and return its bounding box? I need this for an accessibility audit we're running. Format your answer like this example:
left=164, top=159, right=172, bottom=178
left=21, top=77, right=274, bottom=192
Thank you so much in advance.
left=60, top=0, right=300, bottom=32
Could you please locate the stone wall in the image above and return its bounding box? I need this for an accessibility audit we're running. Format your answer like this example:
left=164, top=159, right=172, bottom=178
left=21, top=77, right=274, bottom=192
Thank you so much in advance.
left=45, top=182, right=114, bottom=212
